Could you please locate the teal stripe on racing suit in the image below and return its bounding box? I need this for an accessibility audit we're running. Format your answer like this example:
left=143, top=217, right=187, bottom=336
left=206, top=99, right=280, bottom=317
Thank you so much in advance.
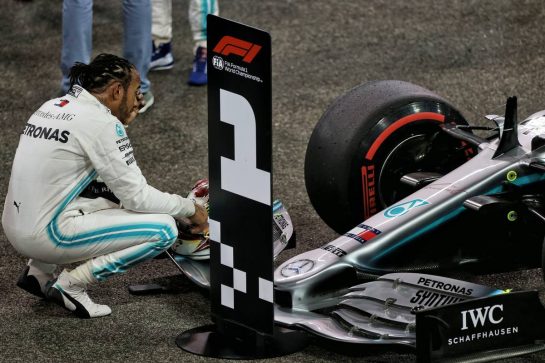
left=201, top=0, right=208, bottom=40
left=46, top=170, right=177, bottom=281
left=91, top=239, right=176, bottom=281
left=46, top=170, right=177, bottom=248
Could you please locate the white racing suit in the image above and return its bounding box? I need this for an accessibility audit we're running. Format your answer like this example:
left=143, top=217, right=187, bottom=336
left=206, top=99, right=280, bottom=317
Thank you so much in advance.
left=2, top=85, right=195, bottom=281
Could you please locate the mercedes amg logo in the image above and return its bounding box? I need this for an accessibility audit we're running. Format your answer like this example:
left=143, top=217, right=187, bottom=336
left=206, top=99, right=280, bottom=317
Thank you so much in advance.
left=280, top=259, right=314, bottom=277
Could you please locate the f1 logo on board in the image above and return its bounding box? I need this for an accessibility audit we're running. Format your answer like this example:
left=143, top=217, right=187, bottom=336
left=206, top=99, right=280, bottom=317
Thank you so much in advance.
left=213, top=36, right=262, bottom=63
left=461, top=304, right=503, bottom=330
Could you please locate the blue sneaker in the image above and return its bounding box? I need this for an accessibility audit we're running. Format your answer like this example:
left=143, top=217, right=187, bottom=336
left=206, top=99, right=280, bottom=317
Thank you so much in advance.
left=150, top=42, right=174, bottom=71
left=188, top=46, right=207, bottom=86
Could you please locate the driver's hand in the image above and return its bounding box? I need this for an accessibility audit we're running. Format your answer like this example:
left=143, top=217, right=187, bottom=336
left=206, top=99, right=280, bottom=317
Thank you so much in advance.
left=136, top=90, right=145, bottom=110
left=125, top=107, right=139, bottom=126
left=187, top=203, right=208, bottom=234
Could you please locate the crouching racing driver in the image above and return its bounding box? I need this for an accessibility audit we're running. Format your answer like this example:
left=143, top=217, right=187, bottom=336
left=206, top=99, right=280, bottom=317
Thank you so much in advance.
left=1, top=54, right=208, bottom=318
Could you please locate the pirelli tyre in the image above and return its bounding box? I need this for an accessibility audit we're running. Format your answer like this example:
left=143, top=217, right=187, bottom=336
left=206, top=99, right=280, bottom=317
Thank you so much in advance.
left=305, top=80, right=477, bottom=234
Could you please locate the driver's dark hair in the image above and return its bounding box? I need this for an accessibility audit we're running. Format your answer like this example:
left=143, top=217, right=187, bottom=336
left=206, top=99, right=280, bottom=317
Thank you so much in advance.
left=68, top=53, right=135, bottom=93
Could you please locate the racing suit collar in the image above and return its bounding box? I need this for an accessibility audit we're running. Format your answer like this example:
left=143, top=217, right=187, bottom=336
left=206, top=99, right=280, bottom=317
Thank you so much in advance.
left=69, top=86, right=112, bottom=115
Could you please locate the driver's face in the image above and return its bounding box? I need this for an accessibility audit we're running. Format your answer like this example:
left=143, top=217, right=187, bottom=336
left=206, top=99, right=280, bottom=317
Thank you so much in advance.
left=119, top=68, right=141, bottom=125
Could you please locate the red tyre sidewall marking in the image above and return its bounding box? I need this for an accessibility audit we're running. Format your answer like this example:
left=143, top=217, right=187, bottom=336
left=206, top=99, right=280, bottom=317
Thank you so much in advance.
left=361, top=112, right=445, bottom=219
left=362, top=165, right=377, bottom=219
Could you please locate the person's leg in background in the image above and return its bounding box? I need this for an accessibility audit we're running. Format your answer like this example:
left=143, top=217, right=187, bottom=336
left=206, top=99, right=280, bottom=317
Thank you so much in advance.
left=60, top=0, right=93, bottom=94
left=123, top=0, right=154, bottom=113
left=187, top=0, right=219, bottom=85
left=150, top=0, right=174, bottom=70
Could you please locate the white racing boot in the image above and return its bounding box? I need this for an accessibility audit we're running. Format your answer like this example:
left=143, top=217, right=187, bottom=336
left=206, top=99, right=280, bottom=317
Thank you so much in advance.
left=46, top=270, right=111, bottom=319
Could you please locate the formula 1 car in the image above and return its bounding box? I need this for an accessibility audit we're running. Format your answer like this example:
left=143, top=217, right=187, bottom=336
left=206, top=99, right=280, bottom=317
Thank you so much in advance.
left=275, top=80, right=545, bottom=291
left=273, top=80, right=545, bottom=344
left=165, top=80, right=545, bottom=347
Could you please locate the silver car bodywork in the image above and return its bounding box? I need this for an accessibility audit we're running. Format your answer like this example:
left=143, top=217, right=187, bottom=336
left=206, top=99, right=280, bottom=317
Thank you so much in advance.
left=274, top=272, right=505, bottom=345
left=274, top=109, right=545, bottom=310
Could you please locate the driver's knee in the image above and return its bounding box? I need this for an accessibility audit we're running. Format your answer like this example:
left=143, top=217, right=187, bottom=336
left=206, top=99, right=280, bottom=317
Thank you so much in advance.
left=150, top=215, right=178, bottom=251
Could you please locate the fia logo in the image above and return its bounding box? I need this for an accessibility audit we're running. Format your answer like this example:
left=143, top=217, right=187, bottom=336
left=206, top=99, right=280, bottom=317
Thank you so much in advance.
left=68, top=85, right=83, bottom=98
left=461, top=304, right=504, bottom=330
left=384, top=199, right=429, bottom=218
left=212, top=56, right=224, bottom=70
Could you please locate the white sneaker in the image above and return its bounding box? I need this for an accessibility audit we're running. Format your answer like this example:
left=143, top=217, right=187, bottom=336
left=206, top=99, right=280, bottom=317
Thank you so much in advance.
left=150, top=41, right=174, bottom=71
left=150, top=52, right=174, bottom=71
left=47, top=270, right=111, bottom=319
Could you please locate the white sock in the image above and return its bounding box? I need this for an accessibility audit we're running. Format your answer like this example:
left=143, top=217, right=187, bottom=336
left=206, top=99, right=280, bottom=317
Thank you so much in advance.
left=28, top=259, right=56, bottom=275
left=27, top=259, right=56, bottom=293
left=194, top=41, right=207, bottom=53
left=67, top=260, right=97, bottom=286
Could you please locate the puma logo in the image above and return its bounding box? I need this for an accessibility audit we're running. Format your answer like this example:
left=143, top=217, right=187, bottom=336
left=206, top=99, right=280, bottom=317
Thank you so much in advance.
left=13, top=201, right=21, bottom=214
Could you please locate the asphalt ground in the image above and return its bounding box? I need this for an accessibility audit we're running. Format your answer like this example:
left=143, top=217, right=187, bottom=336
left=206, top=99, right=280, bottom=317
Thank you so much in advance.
left=2, top=0, right=545, bottom=362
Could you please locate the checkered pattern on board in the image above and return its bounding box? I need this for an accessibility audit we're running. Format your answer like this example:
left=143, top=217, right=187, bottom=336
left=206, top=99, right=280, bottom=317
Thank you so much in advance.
left=209, top=218, right=273, bottom=308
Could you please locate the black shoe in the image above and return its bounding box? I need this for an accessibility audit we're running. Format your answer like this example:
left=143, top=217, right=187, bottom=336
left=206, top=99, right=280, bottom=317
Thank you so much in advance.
left=16, top=266, right=46, bottom=298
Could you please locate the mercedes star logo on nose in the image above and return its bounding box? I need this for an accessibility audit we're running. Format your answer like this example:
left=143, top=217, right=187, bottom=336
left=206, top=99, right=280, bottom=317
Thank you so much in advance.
left=281, top=259, right=315, bottom=277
